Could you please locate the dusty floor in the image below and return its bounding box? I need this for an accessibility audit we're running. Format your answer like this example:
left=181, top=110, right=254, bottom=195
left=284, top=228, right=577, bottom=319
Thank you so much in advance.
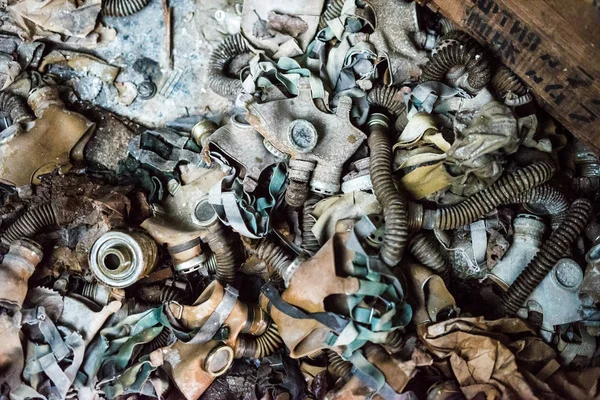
left=1, top=0, right=600, bottom=398
left=88, top=0, right=236, bottom=127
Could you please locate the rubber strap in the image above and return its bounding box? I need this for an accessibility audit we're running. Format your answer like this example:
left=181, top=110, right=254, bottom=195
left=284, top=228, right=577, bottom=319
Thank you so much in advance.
left=102, top=358, right=157, bottom=399
left=114, top=326, right=163, bottom=369
left=261, top=283, right=349, bottom=332
left=243, top=54, right=325, bottom=99
left=347, top=351, right=411, bottom=399
left=345, top=216, right=412, bottom=327
left=38, top=352, right=71, bottom=396
left=406, top=82, right=461, bottom=118
left=168, top=237, right=201, bottom=253
left=22, top=307, right=70, bottom=362
left=73, top=334, right=109, bottom=396
left=187, top=284, right=239, bottom=344
left=95, top=307, right=195, bottom=398
left=63, top=333, right=86, bottom=394
left=536, top=359, right=561, bottom=382
left=6, top=384, right=47, bottom=400
left=22, top=331, right=85, bottom=399
left=209, top=162, right=287, bottom=239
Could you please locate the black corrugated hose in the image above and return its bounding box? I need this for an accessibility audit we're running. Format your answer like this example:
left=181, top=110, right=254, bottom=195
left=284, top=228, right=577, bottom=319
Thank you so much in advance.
left=408, top=233, right=449, bottom=280
left=250, top=238, right=293, bottom=279
left=327, top=350, right=352, bottom=379
left=102, top=0, right=150, bottom=17
left=367, top=85, right=408, bottom=134
left=1, top=202, right=58, bottom=245
left=368, top=113, right=409, bottom=268
left=501, top=198, right=592, bottom=315
left=421, top=31, right=491, bottom=93
left=207, top=34, right=251, bottom=98
left=491, top=65, right=528, bottom=98
left=0, top=91, right=31, bottom=125
left=510, top=183, right=569, bottom=227
left=202, top=221, right=242, bottom=284
left=318, top=0, right=345, bottom=31
left=408, top=161, right=557, bottom=231
left=235, top=322, right=283, bottom=359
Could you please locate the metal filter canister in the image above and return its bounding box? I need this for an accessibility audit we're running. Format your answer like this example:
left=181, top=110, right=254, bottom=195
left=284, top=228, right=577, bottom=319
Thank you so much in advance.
left=90, top=231, right=158, bottom=288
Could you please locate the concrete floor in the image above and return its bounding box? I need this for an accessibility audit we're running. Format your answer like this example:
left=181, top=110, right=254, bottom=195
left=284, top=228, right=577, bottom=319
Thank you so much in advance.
left=87, top=0, right=239, bottom=127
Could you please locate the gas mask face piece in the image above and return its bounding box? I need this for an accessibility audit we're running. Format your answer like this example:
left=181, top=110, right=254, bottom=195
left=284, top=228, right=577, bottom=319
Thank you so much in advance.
left=0, top=311, right=25, bottom=390
left=0, top=239, right=43, bottom=391
left=0, top=85, right=95, bottom=187
left=405, top=262, right=457, bottom=325
left=141, top=167, right=228, bottom=274
left=152, top=340, right=235, bottom=400
left=366, top=0, right=429, bottom=85
left=205, top=112, right=281, bottom=194
left=261, top=224, right=411, bottom=360
left=158, top=281, right=272, bottom=399
left=243, top=79, right=366, bottom=196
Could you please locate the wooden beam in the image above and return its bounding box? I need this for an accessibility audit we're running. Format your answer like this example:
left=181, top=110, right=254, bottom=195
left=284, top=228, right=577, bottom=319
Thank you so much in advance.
left=422, top=0, right=600, bottom=153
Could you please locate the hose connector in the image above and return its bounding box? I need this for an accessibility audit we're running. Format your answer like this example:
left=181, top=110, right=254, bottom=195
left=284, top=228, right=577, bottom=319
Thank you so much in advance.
left=367, top=112, right=390, bottom=131
left=0, top=239, right=43, bottom=310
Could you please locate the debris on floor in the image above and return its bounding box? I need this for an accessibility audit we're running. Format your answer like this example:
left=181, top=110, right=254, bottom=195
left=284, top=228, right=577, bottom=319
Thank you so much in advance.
left=0, top=0, right=599, bottom=399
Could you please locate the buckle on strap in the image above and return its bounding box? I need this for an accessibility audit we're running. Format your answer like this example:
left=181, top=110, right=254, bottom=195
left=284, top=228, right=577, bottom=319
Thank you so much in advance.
left=169, top=301, right=184, bottom=320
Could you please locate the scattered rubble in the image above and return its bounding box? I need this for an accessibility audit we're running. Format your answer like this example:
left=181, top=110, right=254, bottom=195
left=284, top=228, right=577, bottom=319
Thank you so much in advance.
left=0, top=0, right=599, bottom=399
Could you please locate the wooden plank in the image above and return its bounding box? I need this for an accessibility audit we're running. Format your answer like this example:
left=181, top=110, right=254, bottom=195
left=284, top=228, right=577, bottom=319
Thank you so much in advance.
left=421, top=0, right=600, bottom=153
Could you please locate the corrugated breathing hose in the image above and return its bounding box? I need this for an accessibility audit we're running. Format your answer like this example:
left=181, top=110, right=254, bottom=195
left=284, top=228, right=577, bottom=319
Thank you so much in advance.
left=147, top=328, right=175, bottom=352
left=250, top=238, right=293, bottom=279
left=408, top=161, right=557, bottom=231
left=202, top=252, right=219, bottom=275
left=102, top=0, right=150, bottom=17
left=408, top=233, right=449, bottom=280
left=492, top=65, right=528, bottom=98
left=202, top=221, right=241, bottom=284
left=159, top=286, right=187, bottom=303
left=368, top=113, right=409, bottom=268
left=438, top=18, right=456, bottom=36
left=1, top=202, right=58, bottom=245
left=301, top=194, right=322, bottom=255
left=207, top=33, right=251, bottom=98
left=383, top=330, right=404, bottom=354
left=235, top=322, right=283, bottom=359
left=305, top=349, right=324, bottom=360
left=421, top=31, right=491, bottom=93
left=500, top=198, right=592, bottom=315
left=285, top=179, right=310, bottom=209
left=367, top=85, right=408, bottom=134
left=318, top=0, right=345, bottom=31
left=327, top=350, right=352, bottom=379
left=0, top=92, right=31, bottom=125
left=510, top=183, right=569, bottom=227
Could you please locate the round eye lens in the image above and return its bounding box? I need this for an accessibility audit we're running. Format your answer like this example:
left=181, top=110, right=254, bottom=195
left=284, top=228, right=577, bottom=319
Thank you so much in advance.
left=195, top=198, right=218, bottom=226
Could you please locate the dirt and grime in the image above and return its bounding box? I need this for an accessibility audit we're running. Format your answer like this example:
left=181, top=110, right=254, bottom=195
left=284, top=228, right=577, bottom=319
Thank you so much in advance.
left=0, top=0, right=599, bottom=399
